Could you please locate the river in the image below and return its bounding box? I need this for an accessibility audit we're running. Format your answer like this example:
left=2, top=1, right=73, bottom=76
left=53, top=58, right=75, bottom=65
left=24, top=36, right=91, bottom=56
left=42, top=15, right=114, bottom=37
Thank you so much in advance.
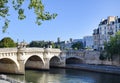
left=5, top=68, right=120, bottom=83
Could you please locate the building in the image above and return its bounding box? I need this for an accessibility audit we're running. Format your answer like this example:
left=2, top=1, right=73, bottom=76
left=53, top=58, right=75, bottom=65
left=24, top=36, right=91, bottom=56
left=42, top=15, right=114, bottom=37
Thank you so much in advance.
left=61, top=39, right=83, bottom=50
left=93, top=16, right=120, bottom=50
left=56, top=38, right=84, bottom=50
left=55, top=38, right=72, bottom=50
left=93, top=28, right=99, bottom=50
left=72, top=39, right=83, bottom=43
left=83, top=36, right=93, bottom=49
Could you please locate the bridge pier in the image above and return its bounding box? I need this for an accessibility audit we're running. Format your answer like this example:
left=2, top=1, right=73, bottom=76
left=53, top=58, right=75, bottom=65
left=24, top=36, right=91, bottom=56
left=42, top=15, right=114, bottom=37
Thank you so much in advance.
left=17, top=60, right=25, bottom=74
left=17, top=48, right=26, bottom=74
left=59, top=51, right=66, bottom=67
left=43, top=48, right=51, bottom=70
left=43, top=58, right=50, bottom=70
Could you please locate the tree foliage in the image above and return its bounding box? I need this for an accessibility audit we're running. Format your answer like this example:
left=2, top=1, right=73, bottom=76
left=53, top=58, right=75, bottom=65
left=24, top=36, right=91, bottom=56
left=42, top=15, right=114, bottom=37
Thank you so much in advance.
left=0, top=37, right=16, bottom=48
left=29, top=41, right=46, bottom=47
left=71, top=42, right=83, bottom=50
left=0, top=0, right=57, bottom=32
left=29, top=41, right=56, bottom=48
left=102, top=31, right=120, bottom=60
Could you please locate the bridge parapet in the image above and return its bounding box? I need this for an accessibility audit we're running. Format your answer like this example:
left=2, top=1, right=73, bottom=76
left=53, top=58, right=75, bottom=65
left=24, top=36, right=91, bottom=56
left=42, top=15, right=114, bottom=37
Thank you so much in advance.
left=44, top=48, right=61, bottom=53
left=18, top=48, right=61, bottom=54
left=0, top=48, right=17, bottom=59
left=24, top=48, right=44, bottom=52
left=44, top=48, right=61, bottom=57
left=0, top=48, right=17, bottom=53
left=66, top=50, right=85, bottom=59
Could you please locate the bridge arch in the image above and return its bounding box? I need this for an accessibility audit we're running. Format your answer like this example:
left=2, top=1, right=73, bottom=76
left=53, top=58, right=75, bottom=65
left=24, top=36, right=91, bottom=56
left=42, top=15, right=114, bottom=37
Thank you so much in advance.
left=66, top=57, right=83, bottom=64
left=25, top=55, right=45, bottom=69
left=49, top=56, right=61, bottom=67
left=0, top=58, right=19, bottom=74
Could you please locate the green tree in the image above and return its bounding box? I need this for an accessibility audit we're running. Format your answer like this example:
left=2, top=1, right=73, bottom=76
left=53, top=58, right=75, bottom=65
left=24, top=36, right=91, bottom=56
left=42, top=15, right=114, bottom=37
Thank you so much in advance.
left=29, top=41, right=53, bottom=48
left=55, top=44, right=61, bottom=49
left=103, top=31, right=120, bottom=60
left=71, top=42, right=83, bottom=50
left=0, top=37, right=16, bottom=48
left=51, top=43, right=55, bottom=48
left=29, top=41, right=39, bottom=47
left=29, top=41, right=45, bottom=47
left=0, top=0, right=57, bottom=32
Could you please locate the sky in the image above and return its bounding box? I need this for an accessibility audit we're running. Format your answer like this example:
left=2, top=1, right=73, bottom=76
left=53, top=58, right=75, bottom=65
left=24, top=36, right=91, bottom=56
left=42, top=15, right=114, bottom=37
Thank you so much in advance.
left=0, top=0, right=120, bottom=43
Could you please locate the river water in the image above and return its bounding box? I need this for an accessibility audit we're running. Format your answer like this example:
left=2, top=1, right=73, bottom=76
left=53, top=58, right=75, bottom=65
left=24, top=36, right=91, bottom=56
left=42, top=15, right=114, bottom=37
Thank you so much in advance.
left=6, top=68, right=120, bottom=83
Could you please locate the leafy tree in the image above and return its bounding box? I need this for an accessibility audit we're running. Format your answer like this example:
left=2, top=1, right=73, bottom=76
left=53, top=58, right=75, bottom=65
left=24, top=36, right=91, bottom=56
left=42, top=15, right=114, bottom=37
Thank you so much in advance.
left=0, top=37, right=16, bottom=48
left=71, top=42, right=83, bottom=50
left=103, top=31, right=120, bottom=60
left=29, top=41, right=45, bottom=47
left=29, top=41, right=53, bottom=48
left=51, top=42, right=55, bottom=48
left=29, top=41, right=39, bottom=47
left=55, top=44, right=61, bottom=49
left=0, top=0, right=57, bottom=32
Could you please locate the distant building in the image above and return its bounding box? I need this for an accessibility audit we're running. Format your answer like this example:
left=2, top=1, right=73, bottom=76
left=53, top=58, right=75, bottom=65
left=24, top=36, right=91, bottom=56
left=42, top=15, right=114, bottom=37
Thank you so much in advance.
left=83, top=36, right=93, bottom=49
left=69, top=38, right=73, bottom=43
left=57, top=37, right=60, bottom=43
left=93, top=28, right=99, bottom=50
left=56, top=38, right=84, bottom=50
left=93, top=16, right=120, bottom=50
left=72, top=39, right=83, bottom=43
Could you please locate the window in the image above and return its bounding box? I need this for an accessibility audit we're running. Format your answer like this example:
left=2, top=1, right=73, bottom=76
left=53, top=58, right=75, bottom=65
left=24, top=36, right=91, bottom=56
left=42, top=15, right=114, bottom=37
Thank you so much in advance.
left=104, top=31, right=106, bottom=34
left=116, top=29, right=117, bottom=32
left=116, top=25, right=117, bottom=29
left=104, top=27, right=106, bottom=30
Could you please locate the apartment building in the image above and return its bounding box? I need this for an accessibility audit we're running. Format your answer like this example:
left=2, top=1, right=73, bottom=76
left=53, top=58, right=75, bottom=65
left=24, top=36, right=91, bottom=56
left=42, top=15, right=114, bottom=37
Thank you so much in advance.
left=93, top=16, right=120, bottom=50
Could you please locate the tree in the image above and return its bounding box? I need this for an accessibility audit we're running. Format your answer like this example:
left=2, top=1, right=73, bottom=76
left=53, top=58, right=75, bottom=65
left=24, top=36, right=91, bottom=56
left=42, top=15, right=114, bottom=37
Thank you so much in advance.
left=0, top=37, right=16, bottom=48
left=29, top=41, right=39, bottom=47
left=29, top=41, right=45, bottom=47
left=0, top=0, right=57, bottom=32
left=71, top=42, right=83, bottom=50
left=51, top=42, right=55, bottom=48
left=29, top=41, right=53, bottom=48
left=103, top=31, right=120, bottom=60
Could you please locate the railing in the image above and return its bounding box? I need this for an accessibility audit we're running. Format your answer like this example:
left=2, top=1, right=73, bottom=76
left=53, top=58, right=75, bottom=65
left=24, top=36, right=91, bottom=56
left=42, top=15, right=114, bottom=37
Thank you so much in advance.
left=66, top=50, right=85, bottom=58
left=0, top=52, right=17, bottom=57
left=25, top=47, right=44, bottom=52
left=0, top=48, right=17, bottom=53
left=0, top=48, right=17, bottom=58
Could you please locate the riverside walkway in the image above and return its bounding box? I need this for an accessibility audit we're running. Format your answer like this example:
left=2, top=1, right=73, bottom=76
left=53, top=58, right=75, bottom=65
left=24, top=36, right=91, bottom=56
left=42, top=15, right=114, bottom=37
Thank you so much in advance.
left=66, top=64, right=120, bottom=75
left=0, top=74, right=24, bottom=83
left=0, top=80, right=9, bottom=83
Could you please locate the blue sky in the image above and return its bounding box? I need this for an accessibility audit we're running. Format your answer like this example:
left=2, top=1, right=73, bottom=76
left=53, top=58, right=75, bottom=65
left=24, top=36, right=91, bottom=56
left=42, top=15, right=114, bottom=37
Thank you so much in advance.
left=0, top=0, right=120, bottom=43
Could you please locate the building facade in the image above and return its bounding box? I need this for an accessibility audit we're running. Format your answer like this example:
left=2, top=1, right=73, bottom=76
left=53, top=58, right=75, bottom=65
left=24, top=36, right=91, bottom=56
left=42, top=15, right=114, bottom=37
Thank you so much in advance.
left=93, top=16, right=120, bottom=50
left=93, top=28, right=99, bottom=50
left=83, top=36, right=94, bottom=49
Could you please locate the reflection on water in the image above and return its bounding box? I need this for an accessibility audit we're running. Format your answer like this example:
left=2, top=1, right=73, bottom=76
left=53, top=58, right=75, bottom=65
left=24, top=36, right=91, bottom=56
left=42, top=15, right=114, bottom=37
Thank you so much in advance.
left=7, top=68, right=120, bottom=83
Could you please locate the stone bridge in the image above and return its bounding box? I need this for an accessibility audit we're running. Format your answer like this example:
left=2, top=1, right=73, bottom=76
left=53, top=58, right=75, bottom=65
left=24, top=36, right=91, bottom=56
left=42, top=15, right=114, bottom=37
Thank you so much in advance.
left=65, top=50, right=85, bottom=64
left=0, top=47, right=87, bottom=74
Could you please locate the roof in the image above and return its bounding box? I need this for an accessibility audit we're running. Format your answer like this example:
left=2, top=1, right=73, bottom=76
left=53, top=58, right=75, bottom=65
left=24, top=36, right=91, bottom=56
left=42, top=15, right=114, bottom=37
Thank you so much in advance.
left=99, top=19, right=107, bottom=25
